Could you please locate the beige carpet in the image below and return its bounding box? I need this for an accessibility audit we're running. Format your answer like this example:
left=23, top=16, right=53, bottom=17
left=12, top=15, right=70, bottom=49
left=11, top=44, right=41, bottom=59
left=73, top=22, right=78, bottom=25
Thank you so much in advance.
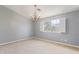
left=0, top=39, right=79, bottom=54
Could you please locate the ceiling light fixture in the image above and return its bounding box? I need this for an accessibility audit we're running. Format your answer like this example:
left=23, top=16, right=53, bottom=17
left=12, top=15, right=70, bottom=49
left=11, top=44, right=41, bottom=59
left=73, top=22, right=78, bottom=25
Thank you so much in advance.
left=32, top=5, right=41, bottom=22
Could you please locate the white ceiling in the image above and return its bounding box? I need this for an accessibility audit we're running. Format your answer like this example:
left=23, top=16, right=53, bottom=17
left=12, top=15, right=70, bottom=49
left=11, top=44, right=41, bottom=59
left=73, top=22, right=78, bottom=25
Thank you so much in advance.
left=4, top=5, right=79, bottom=19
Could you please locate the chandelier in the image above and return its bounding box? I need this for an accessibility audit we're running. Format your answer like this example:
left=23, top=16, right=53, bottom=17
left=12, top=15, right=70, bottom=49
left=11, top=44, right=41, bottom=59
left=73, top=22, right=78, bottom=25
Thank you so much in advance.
left=32, top=5, right=41, bottom=22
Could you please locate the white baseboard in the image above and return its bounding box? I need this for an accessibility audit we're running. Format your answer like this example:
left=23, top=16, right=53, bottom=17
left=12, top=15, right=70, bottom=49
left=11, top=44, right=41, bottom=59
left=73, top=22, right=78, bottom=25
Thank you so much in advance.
left=1, top=36, right=79, bottom=49
left=35, top=37, right=79, bottom=49
left=0, top=37, right=33, bottom=46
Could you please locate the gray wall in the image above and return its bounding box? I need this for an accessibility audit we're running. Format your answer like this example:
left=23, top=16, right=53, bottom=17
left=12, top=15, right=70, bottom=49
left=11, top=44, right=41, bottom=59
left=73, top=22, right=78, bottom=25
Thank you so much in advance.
left=0, top=6, right=33, bottom=44
left=35, top=10, right=79, bottom=46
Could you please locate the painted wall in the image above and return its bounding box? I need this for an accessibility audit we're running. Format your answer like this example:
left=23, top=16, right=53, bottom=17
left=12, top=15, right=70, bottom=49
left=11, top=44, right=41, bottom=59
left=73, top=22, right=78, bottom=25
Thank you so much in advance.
left=35, top=10, right=79, bottom=46
left=0, top=6, right=33, bottom=44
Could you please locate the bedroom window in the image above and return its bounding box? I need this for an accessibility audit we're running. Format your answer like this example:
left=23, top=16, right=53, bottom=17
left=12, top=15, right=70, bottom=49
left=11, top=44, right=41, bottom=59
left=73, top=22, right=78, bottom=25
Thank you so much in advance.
left=40, top=17, right=66, bottom=33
